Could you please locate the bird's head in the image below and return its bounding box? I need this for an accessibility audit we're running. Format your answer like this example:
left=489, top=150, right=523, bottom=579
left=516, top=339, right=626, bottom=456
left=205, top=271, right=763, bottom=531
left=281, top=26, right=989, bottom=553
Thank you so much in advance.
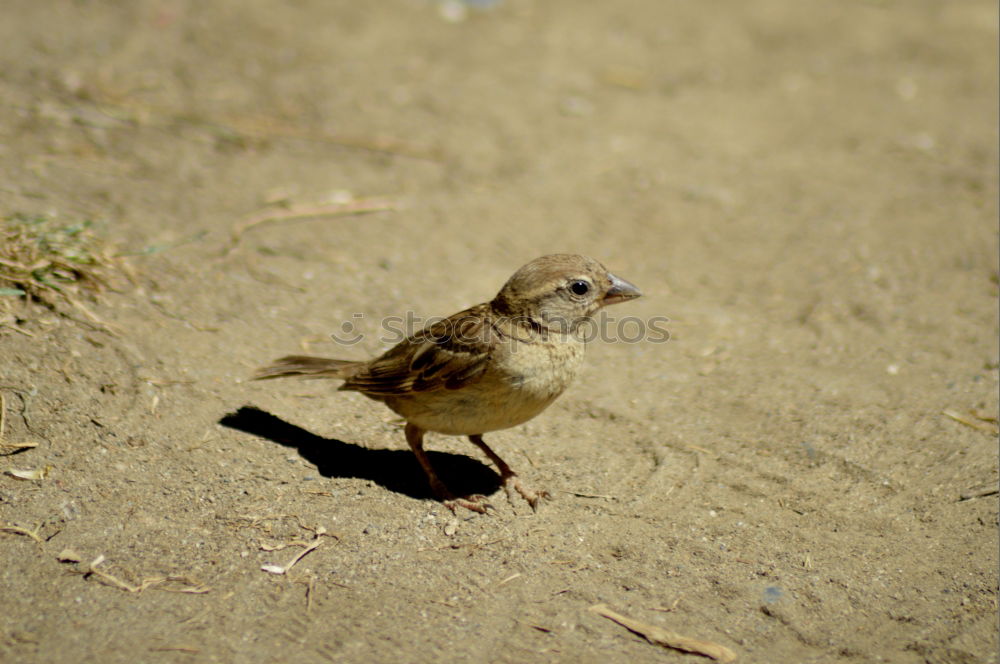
left=492, top=254, right=642, bottom=334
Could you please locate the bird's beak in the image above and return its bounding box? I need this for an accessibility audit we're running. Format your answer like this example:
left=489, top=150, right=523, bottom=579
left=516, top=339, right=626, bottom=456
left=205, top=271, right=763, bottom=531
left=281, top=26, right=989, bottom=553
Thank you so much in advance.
left=603, top=272, right=642, bottom=306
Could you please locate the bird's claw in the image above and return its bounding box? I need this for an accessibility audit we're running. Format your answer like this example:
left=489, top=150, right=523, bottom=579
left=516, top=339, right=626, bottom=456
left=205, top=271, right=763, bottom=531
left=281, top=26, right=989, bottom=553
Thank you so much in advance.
left=443, top=494, right=494, bottom=514
left=502, top=475, right=549, bottom=512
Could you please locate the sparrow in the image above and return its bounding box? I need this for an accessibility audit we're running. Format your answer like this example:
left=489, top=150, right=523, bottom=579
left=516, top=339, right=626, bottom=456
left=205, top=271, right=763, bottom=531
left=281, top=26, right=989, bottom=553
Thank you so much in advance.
left=253, top=254, right=641, bottom=513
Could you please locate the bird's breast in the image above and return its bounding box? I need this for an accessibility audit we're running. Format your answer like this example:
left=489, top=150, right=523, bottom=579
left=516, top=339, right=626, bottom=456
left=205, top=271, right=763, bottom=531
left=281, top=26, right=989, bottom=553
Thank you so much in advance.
left=498, top=334, right=586, bottom=399
left=385, top=336, right=585, bottom=436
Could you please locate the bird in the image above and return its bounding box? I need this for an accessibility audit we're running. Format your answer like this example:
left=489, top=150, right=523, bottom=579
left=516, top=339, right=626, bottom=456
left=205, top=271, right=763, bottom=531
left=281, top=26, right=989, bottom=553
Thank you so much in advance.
left=253, top=254, right=641, bottom=513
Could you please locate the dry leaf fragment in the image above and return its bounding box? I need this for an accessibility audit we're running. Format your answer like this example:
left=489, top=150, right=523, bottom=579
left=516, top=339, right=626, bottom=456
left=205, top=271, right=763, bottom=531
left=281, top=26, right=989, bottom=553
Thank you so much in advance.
left=590, top=603, right=736, bottom=663
left=5, top=466, right=50, bottom=480
left=261, top=564, right=287, bottom=575
left=57, top=548, right=84, bottom=563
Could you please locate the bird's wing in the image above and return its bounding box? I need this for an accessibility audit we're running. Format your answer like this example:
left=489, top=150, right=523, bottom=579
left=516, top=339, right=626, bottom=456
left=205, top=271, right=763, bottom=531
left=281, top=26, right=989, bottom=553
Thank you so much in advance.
left=340, top=304, right=498, bottom=396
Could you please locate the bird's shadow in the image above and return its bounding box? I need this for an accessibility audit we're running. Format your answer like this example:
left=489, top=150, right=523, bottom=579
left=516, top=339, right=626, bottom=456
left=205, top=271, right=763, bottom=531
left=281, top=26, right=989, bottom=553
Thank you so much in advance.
left=219, top=406, right=500, bottom=500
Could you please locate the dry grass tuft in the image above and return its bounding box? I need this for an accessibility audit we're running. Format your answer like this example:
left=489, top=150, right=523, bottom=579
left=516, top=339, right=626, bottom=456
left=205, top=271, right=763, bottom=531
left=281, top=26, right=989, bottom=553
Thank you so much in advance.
left=0, top=212, right=127, bottom=325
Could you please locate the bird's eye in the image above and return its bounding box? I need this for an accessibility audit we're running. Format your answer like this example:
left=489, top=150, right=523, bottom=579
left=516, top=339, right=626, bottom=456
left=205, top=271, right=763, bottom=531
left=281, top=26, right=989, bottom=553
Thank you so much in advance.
left=569, top=280, right=590, bottom=296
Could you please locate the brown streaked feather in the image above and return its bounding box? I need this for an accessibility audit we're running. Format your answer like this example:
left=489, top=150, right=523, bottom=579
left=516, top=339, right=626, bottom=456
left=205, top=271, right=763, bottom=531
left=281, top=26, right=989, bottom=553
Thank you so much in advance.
left=252, top=355, right=365, bottom=380
left=339, top=303, right=497, bottom=397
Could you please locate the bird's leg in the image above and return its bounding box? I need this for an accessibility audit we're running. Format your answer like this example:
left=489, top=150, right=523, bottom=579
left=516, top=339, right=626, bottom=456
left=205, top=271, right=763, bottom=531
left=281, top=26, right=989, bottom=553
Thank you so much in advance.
left=404, top=423, right=489, bottom=514
left=468, top=434, right=549, bottom=510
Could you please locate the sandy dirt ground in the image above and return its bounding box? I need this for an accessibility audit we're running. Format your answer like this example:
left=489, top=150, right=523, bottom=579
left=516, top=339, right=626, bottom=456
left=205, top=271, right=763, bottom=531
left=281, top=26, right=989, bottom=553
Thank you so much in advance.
left=1, top=1, right=998, bottom=662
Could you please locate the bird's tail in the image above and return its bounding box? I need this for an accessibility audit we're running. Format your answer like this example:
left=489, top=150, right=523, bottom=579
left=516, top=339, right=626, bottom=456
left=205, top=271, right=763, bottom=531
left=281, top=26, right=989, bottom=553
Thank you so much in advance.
left=252, top=355, right=365, bottom=380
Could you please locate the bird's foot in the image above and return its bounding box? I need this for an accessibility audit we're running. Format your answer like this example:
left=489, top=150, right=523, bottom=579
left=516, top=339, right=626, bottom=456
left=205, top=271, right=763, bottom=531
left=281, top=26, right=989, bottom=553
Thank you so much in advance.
left=428, top=477, right=493, bottom=514
left=500, top=473, right=549, bottom=512
left=465, top=435, right=548, bottom=512
left=443, top=494, right=493, bottom=515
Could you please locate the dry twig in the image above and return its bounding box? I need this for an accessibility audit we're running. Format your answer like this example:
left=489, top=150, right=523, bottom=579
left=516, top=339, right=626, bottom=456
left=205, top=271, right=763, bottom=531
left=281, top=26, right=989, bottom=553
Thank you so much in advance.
left=0, top=441, right=37, bottom=454
left=561, top=490, right=617, bottom=500
left=417, top=537, right=506, bottom=552
left=260, top=526, right=336, bottom=575
left=0, top=391, right=39, bottom=454
left=958, top=484, right=1000, bottom=502
left=82, top=555, right=210, bottom=594
left=943, top=409, right=1000, bottom=435
left=590, top=603, right=737, bottom=663
left=0, top=521, right=45, bottom=544
left=223, top=198, right=398, bottom=255
left=85, top=555, right=163, bottom=593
